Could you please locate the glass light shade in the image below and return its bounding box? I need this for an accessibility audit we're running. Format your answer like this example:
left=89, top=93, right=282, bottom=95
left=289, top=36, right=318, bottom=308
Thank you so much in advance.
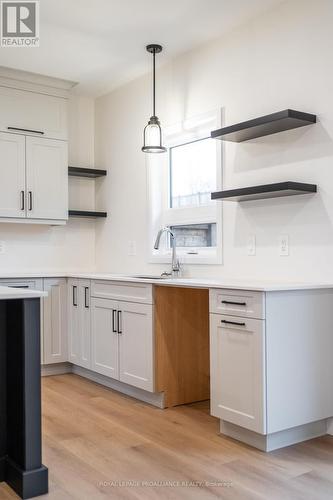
left=142, top=116, right=167, bottom=153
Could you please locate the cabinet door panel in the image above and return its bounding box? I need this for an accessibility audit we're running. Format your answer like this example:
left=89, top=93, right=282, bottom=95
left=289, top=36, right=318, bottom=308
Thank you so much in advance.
left=210, top=314, right=266, bottom=433
left=78, top=281, right=91, bottom=369
left=26, top=136, right=68, bottom=220
left=0, top=87, right=68, bottom=140
left=91, top=297, right=119, bottom=379
left=0, top=132, right=25, bottom=218
left=68, top=279, right=80, bottom=365
left=119, top=302, right=154, bottom=392
left=43, top=278, right=68, bottom=364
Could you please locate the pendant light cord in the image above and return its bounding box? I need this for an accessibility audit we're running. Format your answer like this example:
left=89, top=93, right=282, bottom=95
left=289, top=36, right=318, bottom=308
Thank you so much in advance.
left=152, top=49, right=156, bottom=117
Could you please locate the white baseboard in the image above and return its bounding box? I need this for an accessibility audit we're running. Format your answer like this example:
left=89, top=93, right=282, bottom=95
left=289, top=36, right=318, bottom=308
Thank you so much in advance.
left=327, top=418, right=333, bottom=435
left=72, top=365, right=165, bottom=409
left=42, top=362, right=165, bottom=408
left=220, top=419, right=328, bottom=452
left=42, top=362, right=72, bottom=376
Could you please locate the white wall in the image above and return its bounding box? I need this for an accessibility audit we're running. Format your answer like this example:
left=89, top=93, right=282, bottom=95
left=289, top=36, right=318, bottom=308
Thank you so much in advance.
left=0, top=95, right=96, bottom=272
left=94, top=0, right=333, bottom=282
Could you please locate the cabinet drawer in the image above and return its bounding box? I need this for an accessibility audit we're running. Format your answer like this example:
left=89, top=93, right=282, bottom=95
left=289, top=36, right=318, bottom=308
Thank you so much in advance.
left=209, top=288, right=265, bottom=319
left=91, top=280, right=153, bottom=304
left=0, top=278, right=43, bottom=290
left=0, top=86, right=68, bottom=140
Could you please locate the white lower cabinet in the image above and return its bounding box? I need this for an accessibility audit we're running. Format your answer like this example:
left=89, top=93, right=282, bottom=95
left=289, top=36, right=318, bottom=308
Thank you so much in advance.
left=210, top=313, right=266, bottom=434
left=91, top=297, right=154, bottom=392
left=119, top=301, right=154, bottom=390
left=43, top=278, right=68, bottom=364
left=68, top=279, right=91, bottom=369
left=91, top=298, right=119, bottom=379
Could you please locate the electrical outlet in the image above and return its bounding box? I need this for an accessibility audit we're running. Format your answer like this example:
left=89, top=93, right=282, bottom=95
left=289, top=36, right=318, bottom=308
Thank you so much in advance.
left=128, top=240, right=137, bottom=256
left=0, top=241, right=5, bottom=255
left=247, top=234, right=256, bottom=256
left=279, top=234, right=289, bottom=256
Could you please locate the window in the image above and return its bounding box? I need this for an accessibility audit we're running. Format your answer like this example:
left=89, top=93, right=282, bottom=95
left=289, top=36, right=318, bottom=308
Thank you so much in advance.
left=170, top=223, right=217, bottom=248
left=170, top=139, right=217, bottom=208
left=148, top=110, right=223, bottom=265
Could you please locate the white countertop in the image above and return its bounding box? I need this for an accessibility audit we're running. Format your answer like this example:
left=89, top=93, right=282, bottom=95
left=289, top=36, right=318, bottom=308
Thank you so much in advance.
left=0, top=271, right=332, bottom=291
left=0, top=286, right=46, bottom=299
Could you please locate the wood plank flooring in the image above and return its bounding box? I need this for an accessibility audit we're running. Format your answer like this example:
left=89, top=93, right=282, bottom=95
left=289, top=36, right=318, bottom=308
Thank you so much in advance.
left=0, top=374, right=332, bottom=499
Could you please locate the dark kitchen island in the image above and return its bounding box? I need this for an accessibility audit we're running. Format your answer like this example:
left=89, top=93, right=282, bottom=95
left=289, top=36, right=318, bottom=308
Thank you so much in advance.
left=0, top=286, right=48, bottom=499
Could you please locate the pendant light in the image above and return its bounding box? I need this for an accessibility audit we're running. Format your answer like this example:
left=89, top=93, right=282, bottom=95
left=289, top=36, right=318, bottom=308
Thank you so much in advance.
left=142, top=44, right=166, bottom=153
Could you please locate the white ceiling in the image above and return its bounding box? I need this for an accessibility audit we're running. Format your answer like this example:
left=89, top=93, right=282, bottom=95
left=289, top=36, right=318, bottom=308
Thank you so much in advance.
left=0, top=0, right=284, bottom=96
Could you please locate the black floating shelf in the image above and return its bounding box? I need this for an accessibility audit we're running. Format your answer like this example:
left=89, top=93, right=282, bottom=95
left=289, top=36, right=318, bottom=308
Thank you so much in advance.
left=68, top=210, right=107, bottom=218
left=211, top=182, right=317, bottom=202
left=211, top=109, right=316, bottom=142
left=68, top=166, right=107, bottom=178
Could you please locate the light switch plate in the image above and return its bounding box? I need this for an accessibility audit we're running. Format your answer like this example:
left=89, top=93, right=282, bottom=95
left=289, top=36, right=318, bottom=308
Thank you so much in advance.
left=279, top=234, right=289, bottom=256
left=247, top=234, right=256, bottom=256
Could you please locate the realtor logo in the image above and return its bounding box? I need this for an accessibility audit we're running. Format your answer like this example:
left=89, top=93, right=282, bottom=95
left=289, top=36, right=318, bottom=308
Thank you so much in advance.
left=1, top=0, right=39, bottom=46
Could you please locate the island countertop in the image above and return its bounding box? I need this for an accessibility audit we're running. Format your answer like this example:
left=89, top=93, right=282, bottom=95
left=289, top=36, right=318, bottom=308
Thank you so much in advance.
left=0, top=285, right=47, bottom=299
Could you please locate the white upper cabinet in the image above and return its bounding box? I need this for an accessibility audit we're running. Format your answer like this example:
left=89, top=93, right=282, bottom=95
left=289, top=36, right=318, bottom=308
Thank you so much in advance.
left=0, top=86, right=69, bottom=224
left=0, top=86, right=68, bottom=140
left=0, top=132, right=25, bottom=218
left=26, top=136, right=68, bottom=220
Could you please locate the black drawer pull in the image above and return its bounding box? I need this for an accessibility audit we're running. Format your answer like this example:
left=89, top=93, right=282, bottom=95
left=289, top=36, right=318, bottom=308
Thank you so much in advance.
left=222, top=300, right=247, bottom=306
left=112, top=309, right=117, bottom=333
left=20, top=190, right=25, bottom=211
left=8, top=126, right=44, bottom=135
left=84, top=287, right=89, bottom=308
left=221, top=319, right=246, bottom=327
left=72, top=286, right=77, bottom=306
left=117, top=310, right=122, bottom=334
left=28, top=191, right=33, bottom=211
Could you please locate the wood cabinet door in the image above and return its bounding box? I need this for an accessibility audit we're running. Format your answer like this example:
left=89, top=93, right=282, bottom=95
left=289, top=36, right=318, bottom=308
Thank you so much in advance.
left=119, top=301, right=154, bottom=392
left=0, top=132, right=25, bottom=218
left=210, top=314, right=266, bottom=434
left=91, top=297, right=119, bottom=379
left=0, top=86, right=68, bottom=140
left=26, top=136, right=68, bottom=220
left=43, top=278, right=68, bottom=364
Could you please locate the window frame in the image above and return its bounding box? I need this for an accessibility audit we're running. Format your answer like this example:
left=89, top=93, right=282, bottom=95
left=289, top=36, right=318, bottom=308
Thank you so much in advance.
left=147, top=109, right=223, bottom=265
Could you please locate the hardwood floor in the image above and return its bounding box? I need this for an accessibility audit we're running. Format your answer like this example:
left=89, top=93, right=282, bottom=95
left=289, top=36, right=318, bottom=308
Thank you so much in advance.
left=1, top=374, right=333, bottom=499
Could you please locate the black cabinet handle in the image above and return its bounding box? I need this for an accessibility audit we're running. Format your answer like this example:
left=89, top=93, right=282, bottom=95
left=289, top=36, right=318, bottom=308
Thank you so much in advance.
left=8, top=126, right=44, bottom=135
left=222, top=300, right=247, bottom=306
left=84, top=287, right=89, bottom=308
left=72, top=286, right=77, bottom=307
left=117, top=310, right=122, bottom=334
left=112, top=309, right=117, bottom=333
left=221, top=319, right=246, bottom=326
left=20, top=190, right=25, bottom=211
left=28, top=191, right=33, bottom=211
